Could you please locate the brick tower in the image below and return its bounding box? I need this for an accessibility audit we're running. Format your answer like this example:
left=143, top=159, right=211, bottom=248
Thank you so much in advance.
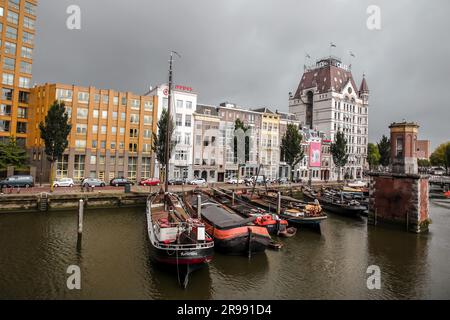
left=368, top=121, right=430, bottom=233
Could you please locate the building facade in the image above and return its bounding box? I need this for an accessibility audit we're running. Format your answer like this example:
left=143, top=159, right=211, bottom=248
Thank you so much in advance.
left=289, top=56, right=369, bottom=180
left=148, top=84, right=196, bottom=181
left=28, top=83, right=158, bottom=183
left=193, top=104, right=222, bottom=182
left=0, top=0, right=37, bottom=147
left=416, top=140, right=431, bottom=160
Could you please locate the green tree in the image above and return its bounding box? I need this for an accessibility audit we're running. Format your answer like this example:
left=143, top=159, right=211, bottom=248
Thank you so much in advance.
left=367, top=143, right=380, bottom=170
left=430, top=142, right=450, bottom=174
left=377, top=135, right=391, bottom=167
left=417, top=159, right=431, bottom=168
left=39, top=101, right=72, bottom=191
left=331, top=131, right=349, bottom=181
left=233, top=119, right=250, bottom=164
left=0, top=137, right=28, bottom=169
left=152, top=108, right=175, bottom=182
left=280, top=124, right=305, bottom=182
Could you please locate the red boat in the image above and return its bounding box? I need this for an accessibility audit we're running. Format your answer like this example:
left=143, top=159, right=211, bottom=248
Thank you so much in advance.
left=445, top=190, right=450, bottom=198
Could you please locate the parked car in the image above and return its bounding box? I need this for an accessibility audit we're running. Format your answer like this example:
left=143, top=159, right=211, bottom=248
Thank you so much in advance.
left=110, top=178, right=134, bottom=187
left=0, top=175, right=34, bottom=188
left=189, top=178, right=207, bottom=186
left=82, top=178, right=106, bottom=187
left=168, top=178, right=187, bottom=185
left=139, top=178, right=161, bottom=186
left=277, top=177, right=288, bottom=184
left=226, top=177, right=244, bottom=184
left=53, top=178, right=74, bottom=188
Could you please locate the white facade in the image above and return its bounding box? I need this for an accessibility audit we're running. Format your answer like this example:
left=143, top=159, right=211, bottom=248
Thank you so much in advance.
left=289, top=57, right=369, bottom=180
left=149, top=84, right=197, bottom=180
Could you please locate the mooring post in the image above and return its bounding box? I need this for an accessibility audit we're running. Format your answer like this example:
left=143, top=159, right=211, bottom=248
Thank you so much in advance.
left=232, top=191, right=235, bottom=206
left=77, top=199, right=84, bottom=248
left=197, top=194, right=202, bottom=220
left=406, top=210, right=409, bottom=232
left=277, top=192, right=282, bottom=215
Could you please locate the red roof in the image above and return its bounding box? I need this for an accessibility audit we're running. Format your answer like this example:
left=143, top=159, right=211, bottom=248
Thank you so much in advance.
left=294, top=62, right=359, bottom=99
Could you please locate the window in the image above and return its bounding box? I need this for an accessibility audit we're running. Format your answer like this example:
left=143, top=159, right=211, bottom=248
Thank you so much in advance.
left=143, top=144, right=151, bottom=153
left=112, top=127, right=117, bottom=134
left=120, top=127, right=125, bottom=135
left=186, top=101, right=193, bottom=109
left=112, top=111, right=118, bottom=120
left=90, top=156, right=97, bottom=165
left=128, top=157, right=138, bottom=181
left=3, top=57, right=15, bottom=71
left=75, top=140, right=87, bottom=148
left=77, top=108, right=88, bottom=119
left=5, top=42, right=16, bottom=55
left=6, top=26, right=17, bottom=40
left=177, top=100, right=183, bottom=109
left=19, top=77, right=31, bottom=88
left=129, top=128, right=139, bottom=138
left=121, top=112, right=126, bottom=121
left=7, top=11, right=18, bottom=24
left=102, top=94, right=109, bottom=104
left=9, top=0, right=20, bottom=10
left=0, top=104, right=12, bottom=116
left=176, top=114, right=182, bottom=126
left=142, top=158, right=151, bottom=179
left=76, top=124, right=87, bottom=135
left=121, top=96, right=127, bottom=105
left=2, top=88, right=13, bottom=101
left=56, top=89, right=73, bottom=101
left=163, top=98, right=168, bottom=109
left=102, top=110, right=108, bottom=119
left=113, top=96, right=119, bottom=105
left=94, top=94, right=100, bottom=103
left=131, top=99, right=140, bottom=110
left=144, top=129, right=152, bottom=138
left=129, top=143, right=138, bottom=153
left=0, top=120, right=11, bottom=132
left=99, top=156, right=105, bottom=165
left=144, top=115, right=152, bottom=125
left=23, top=17, right=35, bottom=30
left=3, top=73, right=14, bottom=85
left=185, top=133, right=191, bottom=145
left=22, top=32, right=34, bottom=45
left=78, top=92, right=90, bottom=103
left=100, top=141, right=106, bottom=149
left=92, top=140, right=97, bottom=148
left=130, top=114, right=139, bottom=124
left=20, top=61, right=32, bottom=74
left=25, top=2, right=37, bottom=15
left=110, top=142, right=116, bottom=149
left=185, top=115, right=192, bottom=127
left=74, top=155, right=85, bottom=181
left=56, top=155, right=69, bottom=179
left=110, top=156, right=116, bottom=165
left=93, top=110, right=99, bottom=118
left=101, top=126, right=107, bottom=134
left=144, top=101, right=152, bottom=111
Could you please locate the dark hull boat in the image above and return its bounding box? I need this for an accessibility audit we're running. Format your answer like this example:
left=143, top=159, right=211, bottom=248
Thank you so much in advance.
left=210, top=189, right=297, bottom=237
left=302, top=188, right=366, bottom=217
left=146, top=192, right=214, bottom=287
left=185, top=193, right=272, bottom=256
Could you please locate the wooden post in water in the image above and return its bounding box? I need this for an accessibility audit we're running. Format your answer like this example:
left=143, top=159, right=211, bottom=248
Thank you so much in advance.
left=406, top=210, right=409, bottom=232
left=232, top=191, right=235, bottom=206
left=277, top=192, right=282, bottom=215
left=77, top=199, right=84, bottom=249
left=197, top=194, right=202, bottom=220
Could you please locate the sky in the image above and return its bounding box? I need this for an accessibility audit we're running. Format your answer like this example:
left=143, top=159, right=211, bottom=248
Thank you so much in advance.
left=33, top=0, right=450, bottom=149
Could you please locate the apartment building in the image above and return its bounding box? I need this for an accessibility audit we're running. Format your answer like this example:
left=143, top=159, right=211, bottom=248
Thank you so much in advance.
left=28, top=83, right=158, bottom=183
left=254, top=108, right=280, bottom=179
left=148, top=84, right=196, bottom=180
left=0, top=0, right=37, bottom=147
left=193, top=104, right=223, bottom=182
left=217, top=102, right=262, bottom=180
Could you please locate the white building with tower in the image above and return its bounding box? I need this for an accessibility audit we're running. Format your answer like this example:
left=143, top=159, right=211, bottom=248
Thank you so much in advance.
left=289, top=56, right=369, bottom=180
left=147, top=84, right=197, bottom=180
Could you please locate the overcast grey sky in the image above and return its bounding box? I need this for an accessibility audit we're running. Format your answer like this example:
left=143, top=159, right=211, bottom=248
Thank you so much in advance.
left=33, top=0, right=450, bottom=149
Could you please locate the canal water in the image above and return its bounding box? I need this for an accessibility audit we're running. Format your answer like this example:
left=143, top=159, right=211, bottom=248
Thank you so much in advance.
left=1, top=194, right=449, bottom=300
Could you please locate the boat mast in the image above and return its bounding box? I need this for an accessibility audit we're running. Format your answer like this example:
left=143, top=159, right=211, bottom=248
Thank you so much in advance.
left=165, top=51, right=181, bottom=194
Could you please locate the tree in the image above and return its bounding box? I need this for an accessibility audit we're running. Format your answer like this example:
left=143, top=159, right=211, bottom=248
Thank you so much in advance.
left=0, top=136, right=28, bottom=169
left=39, top=101, right=72, bottom=191
left=331, top=131, right=349, bottom=181
left=430, top=142, right=450, bottom=174
left=152, top=108, right=175, bottom=182
left=417, top=159, right=431, bottom=168
left=233, top=119, right=250, bottom=164
left=377, top=135, right=391, bottom=168
left=367, top=143, right=380, bottom=170
left=280, top=124, right=305, bottom=182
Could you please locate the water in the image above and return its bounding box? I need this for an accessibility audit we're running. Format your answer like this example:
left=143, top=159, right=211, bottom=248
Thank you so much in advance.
left=1, top=195, right=449, bottom=300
